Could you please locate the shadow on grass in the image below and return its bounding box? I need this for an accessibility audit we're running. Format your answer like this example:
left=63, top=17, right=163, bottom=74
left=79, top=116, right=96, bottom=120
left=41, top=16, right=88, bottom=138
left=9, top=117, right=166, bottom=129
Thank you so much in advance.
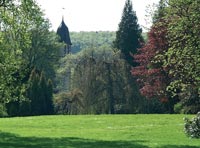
left=158, top=146, right=199, bottom=148
left=1, top=132, right=199, bottom=148
left=0, top=131, right=148, bottom=148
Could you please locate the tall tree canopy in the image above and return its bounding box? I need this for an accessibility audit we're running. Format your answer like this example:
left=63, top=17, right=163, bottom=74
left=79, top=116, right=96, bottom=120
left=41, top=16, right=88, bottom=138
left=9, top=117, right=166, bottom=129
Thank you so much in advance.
left=165, top=0, right=200, bottom=113
left=131, top=0, right=176, bottom=112
left=0, top=0, right=61, bottom=116
left=132, top=0, right=200, bottom=113
left=113, top=0, right=143, bottom=66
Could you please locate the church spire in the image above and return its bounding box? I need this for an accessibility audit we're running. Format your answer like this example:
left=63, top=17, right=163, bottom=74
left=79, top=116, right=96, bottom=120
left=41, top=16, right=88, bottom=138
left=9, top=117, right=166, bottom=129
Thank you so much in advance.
left=62, top=7, right=65, bottom=22
left=57, top=14, right=72, bottom=55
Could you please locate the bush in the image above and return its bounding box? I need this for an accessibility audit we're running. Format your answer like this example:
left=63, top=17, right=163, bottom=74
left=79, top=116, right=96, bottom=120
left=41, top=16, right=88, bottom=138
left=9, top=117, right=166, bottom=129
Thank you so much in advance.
left=174, top=103, right=183, bottom=114
left=54, top=89, right=83, bottom=114
left=184, top=112, right=200, bottom=138
left=0, top=103, right=8, bottom=117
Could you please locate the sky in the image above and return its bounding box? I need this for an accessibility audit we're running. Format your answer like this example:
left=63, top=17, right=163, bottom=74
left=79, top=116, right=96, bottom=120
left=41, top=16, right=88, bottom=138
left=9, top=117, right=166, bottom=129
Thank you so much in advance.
left=36, top=0, right=160, bottom=32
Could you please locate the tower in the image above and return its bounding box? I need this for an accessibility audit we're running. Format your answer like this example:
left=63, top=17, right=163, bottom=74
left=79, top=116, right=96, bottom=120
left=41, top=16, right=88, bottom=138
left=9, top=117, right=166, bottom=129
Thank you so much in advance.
left=57, top=17, right=72, bottom=55
left=56, top=17, right=72, bottom=92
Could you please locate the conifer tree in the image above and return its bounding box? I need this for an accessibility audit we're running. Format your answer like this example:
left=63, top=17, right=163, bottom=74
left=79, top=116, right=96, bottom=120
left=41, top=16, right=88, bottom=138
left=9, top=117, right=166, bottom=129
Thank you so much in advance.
left=113, top=0, right=143, bottom=66
left=28, top=68, right=40, bottom=115
left=28, top=69, right=54, bottom=115
left=39, top=71, right=47, bottom=115
left=46, top=79, right=54, bottom=114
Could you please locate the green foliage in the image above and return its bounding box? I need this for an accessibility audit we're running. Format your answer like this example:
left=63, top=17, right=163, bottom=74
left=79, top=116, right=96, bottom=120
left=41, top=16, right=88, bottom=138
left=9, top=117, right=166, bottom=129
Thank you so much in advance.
left=56, top=45, right=144, bottom=114
left=142, top=98, right=170, bottom=114
left=46, top=79, right=54, bottom=114
left=70, top=31, right=116, bottom=53
left=132, top=0, right=199, bottom=113
left=39, top=71, right=47, bottom=114
left=0, top=0, right=61, bottom=116
left=54, top=89, right=83, bottom=114
left=0, top=115, right=200, bottom=147
left=0, top=3, right=25, bottom=103
left=152, top=0, right=168, bottom=23
left=164, top=0, right=200, bottom=112
left=57, top=30, right=174, bottom=114
left=26, top=28, right=61, bottom=81
left=0, top=103, right=8, bottom=117
left=27, top=68, right=40, bottom=115
left=27, top=69, right=54, bottom=116
left=113, top=0, right=143, bottom=66
left=184, top=112, right=200, bottom=138
left=174, top=90, right=200, bottom=114
left=174, top=102, right=184, bottom=114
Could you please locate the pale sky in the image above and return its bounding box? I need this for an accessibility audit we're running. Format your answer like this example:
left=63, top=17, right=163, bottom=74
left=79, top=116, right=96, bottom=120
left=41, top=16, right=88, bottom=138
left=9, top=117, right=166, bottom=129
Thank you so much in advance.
left=36, top=0, right=160, bottom=32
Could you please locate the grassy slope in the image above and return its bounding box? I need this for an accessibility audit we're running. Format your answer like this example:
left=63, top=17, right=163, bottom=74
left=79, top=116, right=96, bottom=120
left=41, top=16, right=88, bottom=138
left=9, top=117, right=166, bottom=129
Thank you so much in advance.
left=0, top=114, right=199, bottom=148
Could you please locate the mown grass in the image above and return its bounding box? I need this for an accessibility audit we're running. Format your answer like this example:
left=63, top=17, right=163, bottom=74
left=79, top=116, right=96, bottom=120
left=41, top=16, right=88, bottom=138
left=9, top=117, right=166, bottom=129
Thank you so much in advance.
left=0, top=114, right=199, bottom=148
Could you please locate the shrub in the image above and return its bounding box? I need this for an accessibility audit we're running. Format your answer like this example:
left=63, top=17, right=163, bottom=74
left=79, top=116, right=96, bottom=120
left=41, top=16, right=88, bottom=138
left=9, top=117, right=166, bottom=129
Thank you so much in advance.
left=54, top=89, right=83, bottom=114
left=0, top=103, right=8, bottom=117
left=174, top=102, right=183, bottom=114
left=184, top=112, right=200, bottom=138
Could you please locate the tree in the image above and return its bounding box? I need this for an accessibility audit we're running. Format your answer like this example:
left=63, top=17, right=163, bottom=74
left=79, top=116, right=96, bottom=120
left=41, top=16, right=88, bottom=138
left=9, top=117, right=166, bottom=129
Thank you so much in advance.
left=28, top=68, right=40, bottom=115
left=56, top=44, right=145, bottom=114
left=113, top=0, right=143, bottom=66
left=70, top=31, right=116, bottom=54
left=165, top=0, right=200, bottom=113
left=132, top=0, right=168, bottom=98
left=131, top=20, right=173, bottom=112
left=132, top=0, right=200, bottom=113
left=27, top=69, right=54, bottom=115
left=0, top=1, right=27, bottom=105
left=111, top=0, right=145, bottom=113
left=46, top=79, right=54, bottom=114
left=39, top=71, right=47, bottom=114
left=131, top=0, right=178, bottom=113
left=152, top=0, right=168, bottom=23
left=0, top=0, right=62, bottom=116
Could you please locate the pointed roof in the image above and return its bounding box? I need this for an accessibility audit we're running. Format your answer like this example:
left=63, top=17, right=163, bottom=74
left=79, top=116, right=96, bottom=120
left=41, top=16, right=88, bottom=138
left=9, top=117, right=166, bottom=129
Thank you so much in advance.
left=57, top=18, right=72, bottom=45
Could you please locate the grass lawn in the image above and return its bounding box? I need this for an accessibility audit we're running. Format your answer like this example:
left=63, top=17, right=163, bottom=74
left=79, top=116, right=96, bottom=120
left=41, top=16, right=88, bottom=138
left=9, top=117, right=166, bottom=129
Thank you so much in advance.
left=0, top=114, right=199, bottom=148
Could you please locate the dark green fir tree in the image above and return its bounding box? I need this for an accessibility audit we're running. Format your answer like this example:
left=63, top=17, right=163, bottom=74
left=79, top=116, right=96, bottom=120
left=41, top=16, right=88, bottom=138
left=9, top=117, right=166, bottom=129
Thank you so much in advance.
left=39, top=71, right=47, bottom=115
left=46, top=79, right=54, bottom=114
left=113, top=0, right=143, bottom=66
left=28, top=68, right=40, bottom=115
left=27, top=69, right=54, bottom=115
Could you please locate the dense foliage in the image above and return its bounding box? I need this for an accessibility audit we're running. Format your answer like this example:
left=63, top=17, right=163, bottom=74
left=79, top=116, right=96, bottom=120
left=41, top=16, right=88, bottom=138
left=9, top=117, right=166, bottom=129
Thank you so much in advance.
left=56, top=44, right=146, bottom=114
left=184, top=112, right=200, bottom=138
left=27, top=69, right=54, bottom=115
left=132, top=0, right=200, bottom=113
left=0, top=0, right=199, bottom=116
left=0, top=0, right=61, bottom=116
left=70, top=31, right=116, bottom=53
left=165, top=0, right=200, bottom=113
left=132, top=21, right=175, bottom=113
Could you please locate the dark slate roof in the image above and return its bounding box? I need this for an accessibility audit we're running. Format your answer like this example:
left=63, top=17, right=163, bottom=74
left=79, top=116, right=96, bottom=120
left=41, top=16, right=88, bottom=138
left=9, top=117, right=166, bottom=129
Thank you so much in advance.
left=57, top=19, right=72, bottom=45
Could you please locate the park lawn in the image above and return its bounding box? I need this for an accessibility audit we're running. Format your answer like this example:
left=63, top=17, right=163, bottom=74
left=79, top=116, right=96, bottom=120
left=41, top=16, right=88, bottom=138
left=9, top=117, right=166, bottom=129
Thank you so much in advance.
left=0, top=114, right=199, bottom=148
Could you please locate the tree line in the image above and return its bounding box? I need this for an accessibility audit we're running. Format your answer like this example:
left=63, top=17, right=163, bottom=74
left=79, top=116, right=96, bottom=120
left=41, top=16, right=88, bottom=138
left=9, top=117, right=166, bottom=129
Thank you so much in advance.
left=0, top=0, right=199, bottom=116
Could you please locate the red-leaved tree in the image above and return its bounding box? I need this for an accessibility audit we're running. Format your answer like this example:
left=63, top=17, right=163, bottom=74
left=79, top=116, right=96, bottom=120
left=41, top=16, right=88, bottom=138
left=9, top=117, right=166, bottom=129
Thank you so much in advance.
left=131, top=19, right=169, bottom=102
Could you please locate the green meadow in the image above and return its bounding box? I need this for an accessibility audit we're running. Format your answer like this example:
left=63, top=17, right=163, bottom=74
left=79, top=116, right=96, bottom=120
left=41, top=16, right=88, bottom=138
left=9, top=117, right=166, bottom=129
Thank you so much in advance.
left=0, top=114, right=199, bottom=148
